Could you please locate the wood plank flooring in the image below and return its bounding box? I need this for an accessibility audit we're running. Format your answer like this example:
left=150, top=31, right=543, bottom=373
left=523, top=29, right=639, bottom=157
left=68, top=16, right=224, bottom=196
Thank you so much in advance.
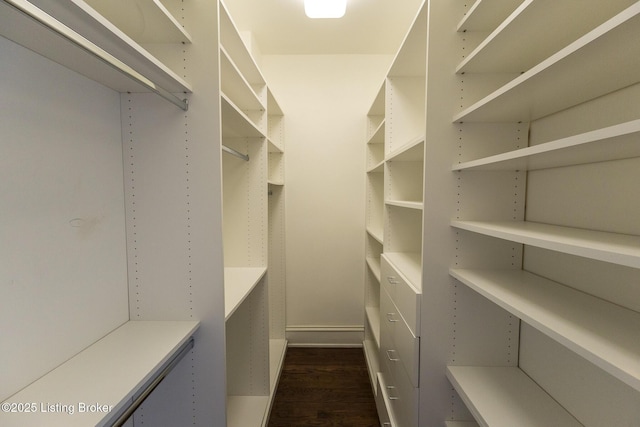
left=267, top=347, right=380, bottom=427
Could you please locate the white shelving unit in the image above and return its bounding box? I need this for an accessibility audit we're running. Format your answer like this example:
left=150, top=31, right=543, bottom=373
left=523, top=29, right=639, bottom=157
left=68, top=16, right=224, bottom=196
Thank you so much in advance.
left=363, top=6, right=427, bottom=426
left=364, top=0, right=640, bottom=425
left=364, top=82, right=386, bottom=396
left=0, top=0, right=226, bottom=425
left=219, top=3, right=286, bottom=425
left=2, top=0, right=284, bottom=425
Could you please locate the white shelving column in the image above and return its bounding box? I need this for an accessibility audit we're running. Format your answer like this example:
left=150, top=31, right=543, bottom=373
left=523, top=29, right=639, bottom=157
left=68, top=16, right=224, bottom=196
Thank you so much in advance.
left=363, top=82, right=385, bottom=393
left=220, top=3, right=287, bottom=426
left=267, top=89, right=287, bottom=403
left=419, top=0, right=640, bottom=425
left=1, top=0, right=226, bottom=425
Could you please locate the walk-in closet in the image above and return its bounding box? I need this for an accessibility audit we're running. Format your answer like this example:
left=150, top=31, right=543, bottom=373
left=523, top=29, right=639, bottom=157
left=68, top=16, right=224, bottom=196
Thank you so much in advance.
left=2, top=0, right=639, bottom=426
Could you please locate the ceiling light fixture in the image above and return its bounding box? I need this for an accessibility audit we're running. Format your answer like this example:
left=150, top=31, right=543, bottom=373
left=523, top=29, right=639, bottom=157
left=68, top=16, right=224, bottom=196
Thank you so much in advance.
left=304, top=0, right=347, bottom=19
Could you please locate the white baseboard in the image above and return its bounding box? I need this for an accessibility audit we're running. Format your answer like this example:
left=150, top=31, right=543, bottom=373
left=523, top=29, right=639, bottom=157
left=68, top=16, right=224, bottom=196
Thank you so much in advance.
left=285, top=325, right=364, bottom=347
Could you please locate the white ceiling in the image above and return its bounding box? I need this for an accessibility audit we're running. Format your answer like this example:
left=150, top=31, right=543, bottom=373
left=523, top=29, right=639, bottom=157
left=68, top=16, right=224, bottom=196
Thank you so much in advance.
left=222, top=0, right=424, bottom=55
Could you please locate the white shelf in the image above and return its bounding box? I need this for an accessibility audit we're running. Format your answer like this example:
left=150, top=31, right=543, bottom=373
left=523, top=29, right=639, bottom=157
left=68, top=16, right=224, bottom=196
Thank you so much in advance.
left=446, top=422, right=480, bottom=427
left=454, top=3, right=640, bottom=122
left=457, top=0, right=631, bottom=73
left=0, top=321, right=199, bottom=427
left=386, top=200, right=423, bottom=210
left=367, top=120, right=385, bottom=145
left=268, top=139, right=284, bottom=153
left=227, top=395, right=269, bottom=427
left=451, top=220, right=640, bottom=269
left=450, top=268, right=640, bottom=392
left=224, top=267, right=267, bottom=321
left=388, top=5, right=427, bottom=77
left=367, top=160, right=385, bottom=174
left=456, top=0, right=522, bottom=32
left=366, top=256, right=382, bottom=282
left=221, top=94, right=266, bottom=139
left=268, top=180, right=284, bottom=186
left=365, top=306, right=381, bottom=348
left=221, top=47, right=266, bottom=113
left=367, top=82, right=385, bottom=116
left=219, top=2, right=265, bottom=89
left=269, top=339, right=287, bottom=394
left=0, top=0, right=191, bottom=95
left=84, top=0, right=191, bottom=44
left=453, top=119, right=640, bottom=171
left=383, top=252, right=422, bottom=291
left=386, top=136, right=425, bottom=162
left=447, top=366, right=582, bottom=427
left=367, top=226, right=384, bottom=245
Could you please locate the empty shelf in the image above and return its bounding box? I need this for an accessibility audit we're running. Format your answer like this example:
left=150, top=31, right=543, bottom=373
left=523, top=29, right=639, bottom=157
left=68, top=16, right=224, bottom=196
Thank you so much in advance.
left=451, top=268, right=640, bottom=392
left=0, top=0, right=192, bottom=97
left=451, top=220, right=640, bottom=269
left=447, top=366, right=582, bottom=427
left=224, top=267, right=267, bottom=321
left=452, top=119, right=640, bottom=171
left=456, top=0, right=522, bottom=32
left=84, top=0, right=192, bottom=44
left=0, top=321, right=199, bottom=427
left=454, top=3, right=640, bottom=122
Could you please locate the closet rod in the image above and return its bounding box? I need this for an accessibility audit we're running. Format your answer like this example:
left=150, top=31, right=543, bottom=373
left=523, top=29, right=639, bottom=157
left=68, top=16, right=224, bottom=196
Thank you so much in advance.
left=222, top=145, right=250, bottom=161
left=4, top=0, right=189, bottom=111
left=110, top=337, right=195, bottom=427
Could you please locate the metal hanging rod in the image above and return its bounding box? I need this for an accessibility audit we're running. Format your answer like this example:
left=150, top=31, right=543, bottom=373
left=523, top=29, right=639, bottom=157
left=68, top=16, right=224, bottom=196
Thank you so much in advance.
left=4, top=0, right=189, bottom=111
left=222, top=145, right=250, bottom=161
left=110, top=338, right=194, bottom=427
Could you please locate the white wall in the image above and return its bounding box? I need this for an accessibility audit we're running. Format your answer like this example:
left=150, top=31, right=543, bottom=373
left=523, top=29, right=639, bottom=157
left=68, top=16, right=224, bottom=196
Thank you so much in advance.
left=0, top=37, right=128, bottom=400
left=262, top=54, right=391, bottom=345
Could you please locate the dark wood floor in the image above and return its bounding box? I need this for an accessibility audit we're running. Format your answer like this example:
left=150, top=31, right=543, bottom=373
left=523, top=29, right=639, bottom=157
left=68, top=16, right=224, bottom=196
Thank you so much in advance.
left=267, top=347, right=380, bottom=427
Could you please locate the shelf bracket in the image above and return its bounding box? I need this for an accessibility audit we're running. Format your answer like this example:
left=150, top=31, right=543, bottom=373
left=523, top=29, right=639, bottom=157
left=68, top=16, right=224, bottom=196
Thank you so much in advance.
left=3, top=0, right=189, bottom=111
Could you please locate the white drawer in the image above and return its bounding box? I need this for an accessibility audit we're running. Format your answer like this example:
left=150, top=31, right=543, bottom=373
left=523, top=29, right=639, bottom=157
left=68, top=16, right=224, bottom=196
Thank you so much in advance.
left=381, top=255, right=399, bottom=301
left=381, top=349, right=418, bottom=427
left=376, top=373, right=397, bottom=427
left=380, top=286, right=420, bottom=388
left=381, top=254, right=421, bottom=336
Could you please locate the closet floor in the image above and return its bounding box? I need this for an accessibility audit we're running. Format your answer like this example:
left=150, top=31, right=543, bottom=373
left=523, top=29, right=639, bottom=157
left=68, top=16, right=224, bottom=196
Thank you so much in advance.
left=268, top=347, right=380, bottom=426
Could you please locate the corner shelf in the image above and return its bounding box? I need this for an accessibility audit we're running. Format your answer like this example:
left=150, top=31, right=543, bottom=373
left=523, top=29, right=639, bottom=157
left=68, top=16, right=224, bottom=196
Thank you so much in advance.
left=450, top=268, right=640, bottom=392
left=0, top=321, right=199, bottom=427
left=446, top=366, right=583, bottom=427
left=454, top=3, right=640, bottom=122
left=450, top=220, right=640, bottom=269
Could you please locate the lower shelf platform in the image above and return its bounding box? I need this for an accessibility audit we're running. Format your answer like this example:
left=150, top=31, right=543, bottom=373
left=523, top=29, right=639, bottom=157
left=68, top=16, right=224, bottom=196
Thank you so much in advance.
left=0, top=320, right=200, bottom=427
left=227, top=338, right=287, bottom=427
left=446, top=366, right=582, bottom=427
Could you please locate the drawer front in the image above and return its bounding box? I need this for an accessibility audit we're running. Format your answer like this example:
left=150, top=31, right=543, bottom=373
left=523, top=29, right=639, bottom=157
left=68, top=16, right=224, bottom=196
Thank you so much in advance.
left=381, top=255, right=398, bottom=301
left=376, top=373, right=397, bottom=427
left=381, top=286, right=419, bottom=388
left=382, top=255, right=421, bottom=336
left=382, top=353, right=418, bottom=427
left=395, top=315, right=419, bottom=388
